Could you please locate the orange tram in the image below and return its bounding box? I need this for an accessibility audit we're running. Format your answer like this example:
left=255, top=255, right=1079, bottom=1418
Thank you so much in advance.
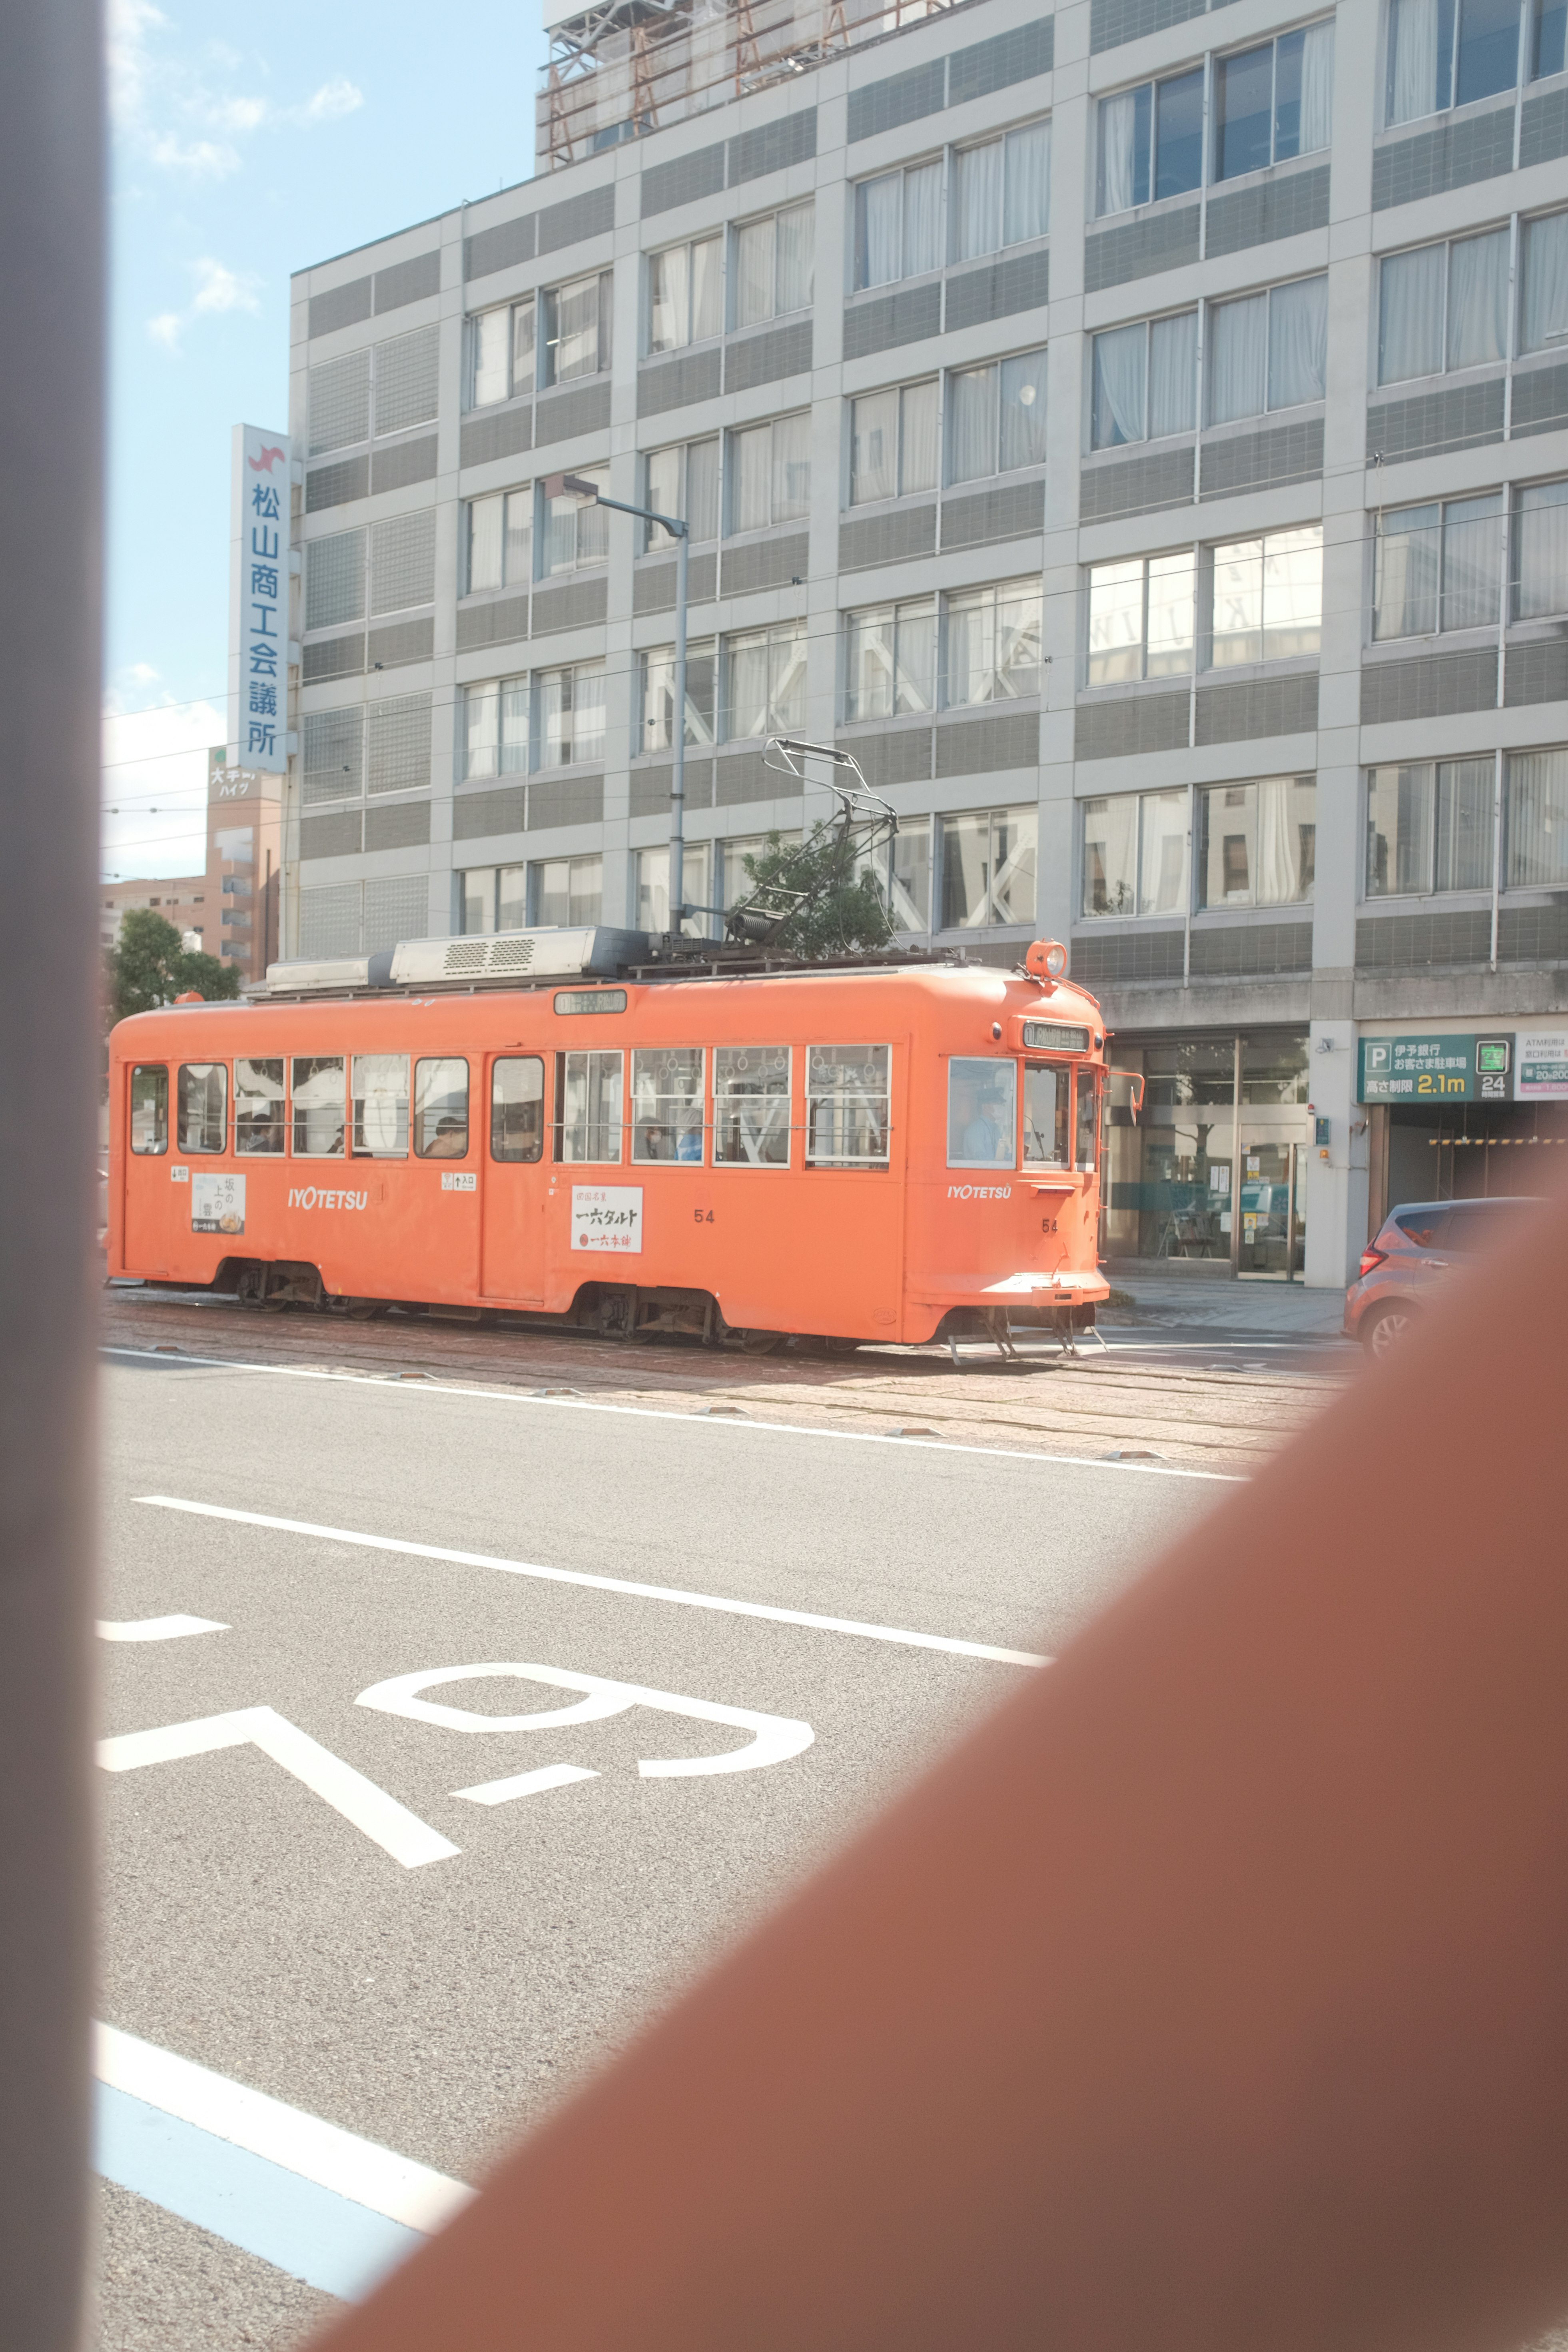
left=107, top=930, right=1112, bottom=1355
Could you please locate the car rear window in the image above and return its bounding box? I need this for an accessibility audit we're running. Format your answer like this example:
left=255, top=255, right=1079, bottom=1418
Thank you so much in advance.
left=1393, top=1209, right=1450, bottom=1248
left=1441, top=1200, right=1535, bottom=1252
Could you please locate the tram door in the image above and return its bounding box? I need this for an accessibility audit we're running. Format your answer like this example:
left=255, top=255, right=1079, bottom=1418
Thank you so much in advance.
left=481, top=1053, right=547, bottom=1303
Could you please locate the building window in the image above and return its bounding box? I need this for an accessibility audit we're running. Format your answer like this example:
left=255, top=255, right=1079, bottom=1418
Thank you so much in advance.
left=537, top=665, right=607, bottom=767
left=1210, top=528, right=1323, bottom=666
left=943, top=579, right=1043, bottom=706
left=463, top=488, right=531, bottom=594
left=1522, top=207, right=1568, bottom=355
left=533, top=855, right=604, bottom=928
left=1374, top=495, right=1504, bottom=637
left=640, top=640, right=718, bottom=749
left=461, top=865, right=529, bottom=934
left=1515, top=476, right=1568, bottom=616
left=1378, top=228, right=1511, bottom=383
left=459, top=678, right=528, bottom=780
left=1507, top=745, right=1568, bottom=886
left=1091, top=311, right=1198, bottom=448
left=1087, top=554, right=1196, bottom=684
left=648, top=234, right=721, bottom=354
left=1086, top=526, right=1321, bottom=685
left=1366, top=759, right=1494, bottom=894
left=634, top=844, right=712, bottom=937
left=858, top=825, right=933, bottom=930
left=467, top=297, right=535, bottom=408
left=734, top=202, right=813, bottom=326
left=1386, top=0, right=1558, bottom=126
left=539, top=467, right=609, bottom=575
left=1080, top=789, right=1190, bottom=918
left=1198, top=778, right=1316, bottom=908
left=724, top=621, right=807, bottom=738
left=853, top=158, right=942, bottom=290
left=844, top=598, right=936, bottom=722
left=644, top=438, right=720, bottom=549
left=729, top=414, right=810, bottom=533
left=951, top=119, right=1051, bottom=261
left=1206, top=276, right=1327, bottom=424
left=718, top=832, right=801, bottom=917
left=947, top=348, right=1048, bottom=483
left=1214, top=23, right=1334, bottom=181
left=849, top=380, right=938, bottom=505
left=940, top=807, right=1037, bottom=929
left=542, top=270, right=612, bottom=385
left=1096, top=67, right=1205, bottom=216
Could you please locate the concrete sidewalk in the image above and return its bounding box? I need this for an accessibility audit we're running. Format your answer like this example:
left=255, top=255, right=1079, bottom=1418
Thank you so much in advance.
left=1101, top=1274, right=1349, bottom=1341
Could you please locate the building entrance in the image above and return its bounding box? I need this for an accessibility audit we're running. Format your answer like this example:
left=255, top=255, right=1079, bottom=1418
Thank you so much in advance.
left=1383, top=1101, right=1568, bottom=1217
left=1103, top=1031, right=1311, bottom=1275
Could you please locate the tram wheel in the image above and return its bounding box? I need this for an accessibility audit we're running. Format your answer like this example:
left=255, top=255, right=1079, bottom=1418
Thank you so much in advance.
left=735, top=1328, right=785, bottom=1355
left=343, top=1297, right=386, bottom=1321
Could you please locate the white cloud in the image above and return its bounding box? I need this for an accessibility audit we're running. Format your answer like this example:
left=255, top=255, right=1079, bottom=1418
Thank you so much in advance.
left=147, top=130, right=239, bottom=174
left=146, top=310, right=182, bottom=349
left=190, top=256, right=260, bottom=315
left=106, top=0, right=168, bottom=128
left=297, top=76, right=364, bottom=124
left=101, top=682, right=222, bottom=881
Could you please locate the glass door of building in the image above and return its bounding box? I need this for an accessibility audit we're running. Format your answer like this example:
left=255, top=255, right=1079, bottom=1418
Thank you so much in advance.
left=1238, top=1137, right=1304, bottom=1276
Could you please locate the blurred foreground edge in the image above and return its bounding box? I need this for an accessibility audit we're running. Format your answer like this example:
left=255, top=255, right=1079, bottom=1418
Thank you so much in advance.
left=317, top=1189, right=1568, bottom=2352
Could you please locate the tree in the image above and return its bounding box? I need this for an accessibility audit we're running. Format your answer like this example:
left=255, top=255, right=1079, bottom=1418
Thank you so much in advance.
left=732, top=826, right=895, bottom=960
left=104, top=908, right=241, bottom=1029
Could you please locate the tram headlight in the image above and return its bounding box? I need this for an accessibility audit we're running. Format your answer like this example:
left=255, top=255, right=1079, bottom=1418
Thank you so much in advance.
left=1026, top=939, right=1069, bottom=987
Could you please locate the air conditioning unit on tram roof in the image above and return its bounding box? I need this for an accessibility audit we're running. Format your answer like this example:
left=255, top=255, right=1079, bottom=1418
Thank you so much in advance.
left=263, top=928, right=652, bottom=998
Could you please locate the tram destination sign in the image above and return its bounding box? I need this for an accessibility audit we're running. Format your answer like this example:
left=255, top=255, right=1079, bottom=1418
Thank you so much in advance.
left=1357, top=1035, right=1514, bottom=1104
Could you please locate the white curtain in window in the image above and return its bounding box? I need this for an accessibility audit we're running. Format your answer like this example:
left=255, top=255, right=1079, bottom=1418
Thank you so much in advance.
left=1440, top=493, right=1503, bottom=629
left=1522, top=209, right=1568, bottom=353
left=904, top=162, right=942, bottom=275
left=1387, top=0, right=1443, bottom=124
left=846, top=608, right=895, bottom=721
left=1003, top=120, right=1051, bottom=246
left=1091, top=323, right=1146, bottom=447
left=1514, top=477, right=1568, bottom=617
left=1137, top=790, right=1189, bottom=915
left=900, top=381, right=939, bottom=493
left=734, top=425, right=770, bottom=532
left=1262, top=527, right=1323, bottom=660
left=1447, top=228, right=1510, bottom=369
left=1255, top=777, right=1304, bottom=905
left=471, top=310, right=510, bottom=407
left=771, top=413, right=810, bottom=522
left=1149, top=310, right=1198, bottom=438
left=499, top=681, right=528, bottom=773
left=949, top=365, right=997, bottom=483
left=645, top=446, right=680, bottom=545
left=1375, top=504, right=1442, bottom=638
left=467, top=495, right=503, bottom=593
left=776, top=205, right=812, bottom=313
left=691, top=236, right=722, bottom=339
left=999, top=350, right=1049, bottom=471
left=571, top=669, right=606, bottom=765
left=503, top=492, right=530, bottom=585
left=954, top=140, right=1002, bottom=262
left=1208, top=293, right=1268, bottom=425
left=1097, top=89, right=1138, bottom=216
left=851, top=391, right=897, bottom=505
left=728, top=634, right=770, bottom=738
left=1378, top=244, right=1446, bottom=383
left=1299, top=19, right=1335, bottom=152
left=462, top=682, right=498, bottom=779
left=854, top=174, right=900, bottom=289
left=1268, top=275, right=1328, bottom=409
left=686, top=438, right=720, bottom=541
left=1508, top=748, right=1568, bottom=886
left=736, top=219, right=773, bottom=328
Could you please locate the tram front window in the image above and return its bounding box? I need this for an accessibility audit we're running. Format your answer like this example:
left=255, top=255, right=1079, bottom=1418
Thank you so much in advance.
left=177, top=1063, right=227, bottom=1154
left=631, top=1049, right=704, bottom=1163
left=557, top=1049, right=624, bottom=1163
left=1022, top=1064, right=1068, bottom=1167
left=1076, top=1067, right=1100, bottom=1172
left=948, top=1057, right=1015, bottom=1169
left=234, top=1059, right=285, bottom=1155
left=491, top=1057, right=544, bottom=1162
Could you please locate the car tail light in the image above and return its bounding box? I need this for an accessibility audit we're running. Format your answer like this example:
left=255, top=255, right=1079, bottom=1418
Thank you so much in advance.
left=1359, top=1245, right=1388, bottom=1278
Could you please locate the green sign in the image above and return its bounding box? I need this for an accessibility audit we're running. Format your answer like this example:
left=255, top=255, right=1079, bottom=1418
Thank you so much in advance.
left=1357, top=1034, right=1513, bottom=1104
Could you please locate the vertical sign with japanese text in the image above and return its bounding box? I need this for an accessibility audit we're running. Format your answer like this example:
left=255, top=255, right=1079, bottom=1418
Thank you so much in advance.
left=229, top=424, right=291, bottom=774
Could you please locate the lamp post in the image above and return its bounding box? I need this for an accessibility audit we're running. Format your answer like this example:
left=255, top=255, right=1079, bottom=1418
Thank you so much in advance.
left=555, top=473, right=689, bottom=933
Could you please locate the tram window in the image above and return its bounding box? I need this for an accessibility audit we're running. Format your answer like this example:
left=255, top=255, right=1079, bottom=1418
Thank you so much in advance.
left=491, top=1057, right=544, bottom=1162
left=713, top=1047, right=791, bottom=1167
left=556, top=1050, right=624, bottom=1163
left=631, top=1049, right=704, bottom=1163
left=1075, top=1068, right=1100, bottom=1172
left=234, top=1059, right=285, bottom=1155
left=351, top=1054, right=410, bottom=1158
left=177, top=1063, right=227, bottom=1155
left=947, top=1057, right=1016, bottom=1170
left=1022, top=1064, right=1068, bottom=1168
left=415, top=1058, right=469, bottom=1158
left=806, top=1046, right=890, bottom=1169
left=130, top=1066, right=168, bottom=1155
left=291, top=1057, right=346, bottom=1158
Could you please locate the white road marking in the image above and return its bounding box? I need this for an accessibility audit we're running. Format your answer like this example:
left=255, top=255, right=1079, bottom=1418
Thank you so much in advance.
left=98, top=1615, right=229, bottom=1642
left=136, top=1497, right=1050, bottom=1669
left=98, top=1705, right=460, bottom=1869
left=96, top=2022, right=472, bottom=2232
left=455, top=1762, right=598, bottom=1806
left=102, top=1347, right=1239, bottom=1481
left=357, top=1661, right=815, bottom=1779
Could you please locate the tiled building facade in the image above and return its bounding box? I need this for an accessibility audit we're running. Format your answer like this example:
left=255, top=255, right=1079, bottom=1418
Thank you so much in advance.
left=283, top=0, right=1568, bottom=1284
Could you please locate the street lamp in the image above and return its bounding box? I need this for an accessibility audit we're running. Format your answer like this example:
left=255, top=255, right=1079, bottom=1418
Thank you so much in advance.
left=552, top=471, right=691, bottom=933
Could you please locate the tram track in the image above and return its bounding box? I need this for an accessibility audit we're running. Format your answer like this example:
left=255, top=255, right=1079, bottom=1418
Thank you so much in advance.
left=102, top=1285, right=1350, bottom=1475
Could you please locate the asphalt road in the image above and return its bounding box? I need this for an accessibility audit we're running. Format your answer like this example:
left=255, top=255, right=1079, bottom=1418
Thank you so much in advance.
left=97, top=1349, right=1228, bottom=2348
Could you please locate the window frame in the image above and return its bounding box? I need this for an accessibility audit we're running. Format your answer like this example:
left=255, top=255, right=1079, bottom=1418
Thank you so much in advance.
left=946, top=1055, right=1019, bottom=1171
left=642, top=437, right=721, bottom=551
left=730, top=201, right=814, bottom=330
left=640, top=638, right=718, bottom=753
left=1376, top=224, right=1517, bottom=387
left=462, top=485, right=532, bottom=598
left=541, top=269, right=613, bottom=388
left=553, top=1047, right=624, bottom=1164
left=1212, top=22, right=1336, bottom=183
left=233, top=1057, right=286, bottom=1157
left=948, top=116, right=1053, bottom=264
left=940, top=578, right=1045, bottom=709
left=530, top=853, right=604, bottom=929
left=1095, top=64, right=1206, bottom=219
left=1083, top=525, right=1323, bottom=686
left=466, top=296, right=537, bottom=410
left=490, top=1054, right=546, bottom=1163
left=726, top=411, right=812, bottom=537
left=646, top=232, right=723, bottom=357
left=630, top=1046, right=708, bottom=1162
left=535, top=663, right=608, bottom=770
left=711, top=1045, right=794, bottom=1169
left=130, top=1064, right=169, bottom=1156
left=944, top=345, right=1049, bottom=488
left=413, top=1057, right=470, bottom=1160
left=842, top=596, right=938, bottom=724
left=290, top=1056, right=347, bottom=1159
left=847, top=377, right=940, bottom=509
left=350, top=1053, right=410, bottom=1160
left=1079, top=788, right=1192, bottom=922
left=176, top=1062, right=228, bottom=1156
left=722, top=620, right=809, bottom=742
left=1196, top=775, right=1319, bottom=910
left=937, top=805, right=1039, bottom=931
left=1384, top=0, right=1546, bottom=129
left=804, top=1045, right=892, bottom=1171
left=538, top=468, right=610, bottom=579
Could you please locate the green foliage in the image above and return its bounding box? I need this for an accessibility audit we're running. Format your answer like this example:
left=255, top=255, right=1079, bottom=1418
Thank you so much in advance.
left=735, top=826, right=895, bottom=960
left=105, top=908, right=241, bottom=1028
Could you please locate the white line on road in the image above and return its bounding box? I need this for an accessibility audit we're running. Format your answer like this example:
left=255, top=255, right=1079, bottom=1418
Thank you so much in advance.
left=98, top=1615, right=229, bottom=1642
left=455, top=1762, right=599, bottom=1806
left=96, top=2021, right=472, bottom=2233
left=102, top=1347, right=1239, bottom=1482
left=99, top=1705, right=461, bottom=1867
left=136, top=1496, right=1051, bottom=1668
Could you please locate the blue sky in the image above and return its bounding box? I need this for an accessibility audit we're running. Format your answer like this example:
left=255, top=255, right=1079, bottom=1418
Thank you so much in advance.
left=103, top=0, right=550, bottom=878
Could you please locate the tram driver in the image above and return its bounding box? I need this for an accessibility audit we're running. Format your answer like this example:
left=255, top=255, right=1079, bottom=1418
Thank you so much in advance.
left=951, top=1073, right=1011, bottom=1165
